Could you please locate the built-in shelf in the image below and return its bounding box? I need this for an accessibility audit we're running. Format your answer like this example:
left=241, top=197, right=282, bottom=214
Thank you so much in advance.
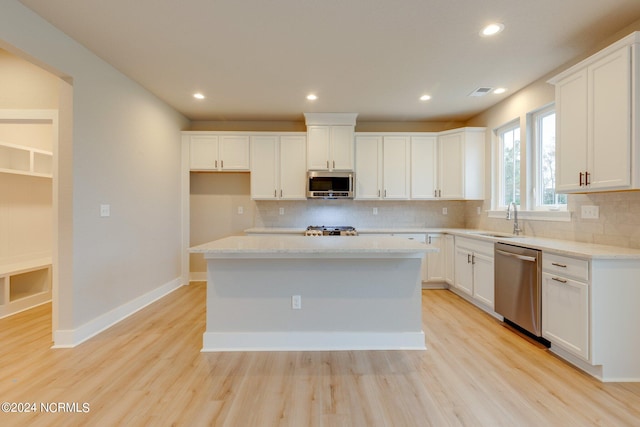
left=0, top=141, right=53, bottom=178
left=0, top=258, right=52, bottom=319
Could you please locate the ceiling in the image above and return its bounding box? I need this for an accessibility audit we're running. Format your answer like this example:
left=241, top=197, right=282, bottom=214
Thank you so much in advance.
left=18, top=0, right=640, bottom=122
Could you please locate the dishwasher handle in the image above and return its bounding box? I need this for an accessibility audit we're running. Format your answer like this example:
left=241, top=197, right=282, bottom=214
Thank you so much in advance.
left=495, top=249, right=537, bottom=262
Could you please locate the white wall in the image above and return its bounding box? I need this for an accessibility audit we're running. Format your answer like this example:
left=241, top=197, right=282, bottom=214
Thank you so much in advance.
left=0, top=0, right=189, bottom=344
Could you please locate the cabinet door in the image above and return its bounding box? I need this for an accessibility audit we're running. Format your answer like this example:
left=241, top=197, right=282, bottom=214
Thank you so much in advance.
left=355, top=136, right=382, bottom=199
left=307, top=126, right=331, bottom=170
left=411, top=136, right=438, bottom=199
left=425, top=234, right=444, bottom=282
left=190, top=135, right=219, bottom=170
left=454, top=246, right=473, bottom=296
left=542, top=272, right=589, bottom=361
left=250, top=136, right=278, bottom=199
left=444, top=234, right=455, bottom=285
left=219, top=135, right=250, bottom=170
left=279, top=136, right=307, bottom=200
left=382, top=136, right=410, bottom=199
left=472, top=251, right=494, bottom=308
left=438, top=132, right=464, bottom=199
left=331, top=126, right=355, bottom=170
left=555, top=70, right=588, bottom=192
left=589, top=46, right=631, bottom=190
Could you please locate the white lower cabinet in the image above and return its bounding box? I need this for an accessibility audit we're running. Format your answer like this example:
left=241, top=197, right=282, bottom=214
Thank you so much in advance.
left=542, top=252, right=590, bottom=361
left=453, top=237, right=494, bottom=309
left=425, top=233, right=445, bottom=284
left=542, top=272, right=589, bottom=360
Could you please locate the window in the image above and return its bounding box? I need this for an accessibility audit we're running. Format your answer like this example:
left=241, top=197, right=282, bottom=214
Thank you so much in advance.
left=496, top=121, right=520, bottom=208
left=533, top=106, right=566, bottom=208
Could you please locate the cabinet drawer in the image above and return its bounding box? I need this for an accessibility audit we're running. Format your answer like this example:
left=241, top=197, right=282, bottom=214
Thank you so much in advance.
left=543, top=252, right=589, bottom=282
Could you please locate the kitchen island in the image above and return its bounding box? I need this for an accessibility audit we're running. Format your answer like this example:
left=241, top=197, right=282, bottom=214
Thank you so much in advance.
left=190, top=235, right=435, bottom=352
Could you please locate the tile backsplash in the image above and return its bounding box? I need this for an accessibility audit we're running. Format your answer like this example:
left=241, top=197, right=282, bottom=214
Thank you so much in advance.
left=470, top=192, right=640, bottom=249
left=254, top=200, right=466, bottom=229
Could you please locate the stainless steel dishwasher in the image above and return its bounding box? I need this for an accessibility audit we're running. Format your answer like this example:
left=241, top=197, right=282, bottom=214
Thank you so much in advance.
left=494, top=242, right=545, bottom=341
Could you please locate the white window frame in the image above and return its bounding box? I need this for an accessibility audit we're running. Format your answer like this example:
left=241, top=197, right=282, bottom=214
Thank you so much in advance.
left=494, top=119, right=521, bottom=211
left=531, top=104, right=567, bottom=211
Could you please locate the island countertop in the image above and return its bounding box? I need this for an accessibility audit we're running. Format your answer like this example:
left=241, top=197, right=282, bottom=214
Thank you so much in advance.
left=190, top=235, right=436, bottom=259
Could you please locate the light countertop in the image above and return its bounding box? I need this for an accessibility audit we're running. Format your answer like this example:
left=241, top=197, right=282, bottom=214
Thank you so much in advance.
left=190, top=235, right=436, bottom=259
left=243, top=227, right=640, bottom=260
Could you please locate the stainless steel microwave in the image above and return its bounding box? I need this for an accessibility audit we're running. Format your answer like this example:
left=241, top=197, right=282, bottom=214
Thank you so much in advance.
left=307, top=171, right=355, bottom=199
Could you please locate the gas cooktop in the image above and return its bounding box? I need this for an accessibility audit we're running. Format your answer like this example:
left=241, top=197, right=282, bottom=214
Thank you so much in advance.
left=305, top=225, right=357, bottom=236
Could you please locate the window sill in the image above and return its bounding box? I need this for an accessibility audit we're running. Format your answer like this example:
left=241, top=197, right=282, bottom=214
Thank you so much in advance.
left=487, top=209, right=572, bottom=222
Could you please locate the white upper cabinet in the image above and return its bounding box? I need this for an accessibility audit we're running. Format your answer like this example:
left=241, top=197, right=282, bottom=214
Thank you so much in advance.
left=250, top=134, right=306, bottom=200
left=550, top=32, right=640, bottom=193
left=354, top=135, right=382, bottom=199
left=410, top=136, right=438, bottom=199
left=434, top=128, right=485, bottom=200
left=306, top=125, right=355, bottom=171
left=382, top=136, right=411, bottom=199
left=189, top=134, right=250, bottom=171
left=356, top=129, right=484, bottom=201
left=304, top=113, right=357, bottom=171
left=354, top=135, right=410, bottom=200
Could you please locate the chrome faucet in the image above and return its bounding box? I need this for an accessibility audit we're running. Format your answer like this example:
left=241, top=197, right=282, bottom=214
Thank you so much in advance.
left=506, top=202, right=522, bottom=235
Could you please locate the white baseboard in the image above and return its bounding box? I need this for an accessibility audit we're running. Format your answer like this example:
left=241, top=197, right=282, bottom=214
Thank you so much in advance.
left=202, top=331, right=426, bottom=352
left=52, top=277, right=183, bottom=348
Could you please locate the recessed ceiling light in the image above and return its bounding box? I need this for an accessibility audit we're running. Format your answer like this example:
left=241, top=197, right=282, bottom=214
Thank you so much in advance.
left=419, top=94, right=432, bottom=101
left=306, top=94, right=318, bottom=101
left=193, top=93, right=205, bottom=100
left=480, top=23, right=504, bottom=37
left=493, top=87, right=507, bottom=94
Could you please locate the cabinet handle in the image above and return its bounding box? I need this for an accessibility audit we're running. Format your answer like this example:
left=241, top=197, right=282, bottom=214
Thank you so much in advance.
left=552, top=277, right=568, bottom=284
left=471, top=254, right=476, bottom=265
left=467, top=254, right=471, bottom=264
left=274, top=189, right=277, bottom=197
left=434, top=190, right=437, bottom=197
left=551, top=262, right=567, bottom=268
left=333, top=160, right=335, bottom=169
left=280, top=190, right=283, bottom=197
left=585, top=171, right=590, bottom=186
left=221, top=160, right=224, bottom=168
left=384, top=189, right=387, bottom=197
left=439, top=189, right=442, bottom=197
left=215, top=160, right=218, bottom=168
left=326, top=160, right=329, bottom=169
left=378, top=190, right=381, bottom=197
left=428, top=236, right=432, bottom=244
left=579, top=172, right=584, bottom=186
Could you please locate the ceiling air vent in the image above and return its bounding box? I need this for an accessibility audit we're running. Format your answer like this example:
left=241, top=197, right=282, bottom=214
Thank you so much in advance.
left=469, top=87, right=493, bottom=97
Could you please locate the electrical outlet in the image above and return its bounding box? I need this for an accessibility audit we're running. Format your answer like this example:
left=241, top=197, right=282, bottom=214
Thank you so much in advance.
left=442, top=207, right=448, bottom=215
left=291, top=295, right=302, bottom=310
left=477, top=206, right=482, bottom=215
left=237, top=206, right=244, bottom=215
left=100, top=204, right=110, bottom=217
left=581, top=205, right=600, bottom=219
left=279, top=207, right=285, bottom=215
left=373, top=207, right=378, bottom=215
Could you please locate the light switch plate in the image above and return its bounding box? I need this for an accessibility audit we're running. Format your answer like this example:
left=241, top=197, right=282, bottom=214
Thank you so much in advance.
left=100, top=204, right=110, bottom=217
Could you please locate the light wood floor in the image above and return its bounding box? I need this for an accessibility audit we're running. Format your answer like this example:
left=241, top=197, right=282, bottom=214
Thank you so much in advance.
left=1, top=283, right=639, bottom=427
